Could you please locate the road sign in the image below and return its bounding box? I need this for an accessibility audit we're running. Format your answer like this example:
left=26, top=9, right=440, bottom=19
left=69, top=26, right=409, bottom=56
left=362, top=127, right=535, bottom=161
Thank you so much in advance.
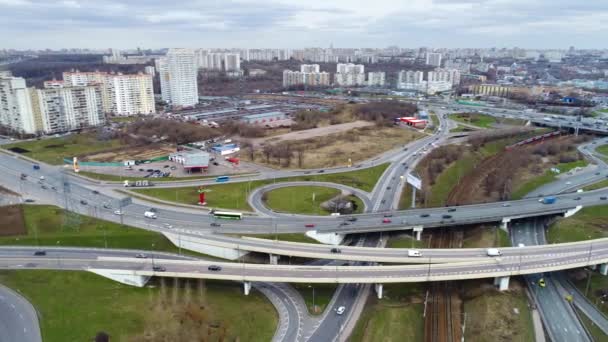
left=406, top=173, right=422, bottom=190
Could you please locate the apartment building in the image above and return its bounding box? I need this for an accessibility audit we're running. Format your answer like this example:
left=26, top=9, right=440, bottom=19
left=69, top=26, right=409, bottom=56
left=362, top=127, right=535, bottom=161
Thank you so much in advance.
left=428, top=68, right=461, bottom=87
left=0, top=74, right=37, bottom=134
left=159, top=48, right=199, bottom=108
left=425, top=52, right=442, bottom=67
left=334, top=63, right=365, bottom=86
left=367, top=72, right=386, bottom=87
left=282, top=69, right=330, bottom=88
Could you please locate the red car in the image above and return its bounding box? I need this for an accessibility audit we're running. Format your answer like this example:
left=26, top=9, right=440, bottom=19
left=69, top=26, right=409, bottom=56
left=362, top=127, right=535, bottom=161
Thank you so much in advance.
left=305, top=223, right=316, bottom=228
left=382, top=218, right=392, bottom=224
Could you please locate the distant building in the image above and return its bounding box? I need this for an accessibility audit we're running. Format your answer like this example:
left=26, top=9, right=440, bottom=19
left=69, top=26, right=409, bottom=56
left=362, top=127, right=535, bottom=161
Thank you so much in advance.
left=144, top=66, right=156, bottom=77
left=334, top=63, right=365, bottom=86
left=428, top=68, right=461, bottom=87
left=283, top=68, right=330, bottom=88
left=472, top=84, right=511, bottom=97
left=425, top=52, right=442, bottom=67
left=169, top=150, right=210, bottom=172
left=367, top=72, right=386, bottom=87
left=0, top=74, right=37, bottom=134
left=241, top=111, right=288, bottom=126
left=159, top=48, right=199, bottom=108
left=300, top=64, right=320, bottom=73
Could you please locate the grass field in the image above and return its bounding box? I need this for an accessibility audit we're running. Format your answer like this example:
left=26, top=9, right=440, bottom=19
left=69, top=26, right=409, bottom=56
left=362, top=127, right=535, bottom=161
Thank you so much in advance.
left=2, top=134, right=125, bottom=165
left=463, top=281, right=535, bottom=342
left=511, top=160, right=588, bottom=200
left=598, top=144, right=608, bottom=156
left=450, top=125, right=475, bottom=133
left=351, top=283, right=425, bottom=342
left=426, top=153, right=477, bottom=207
left=134, top=163, right=388, bottom=211
left=264, top=186, right=364, bottom=215
left=0, top=205, right=183, bottom=252
left=76, top=170, right=222, bottom=183
left=0, top=271, right=277, bottom=342
left=292, top=283, right=338, bottom=315
left=584, top=179, right=608, bottom=191
left=450, top=113, right=497, bottom=129
left=239, top=233, right=320, bottom=244
left=386, top=233, right=426, bottom=249
left=546, top=205, right=608, bottom=243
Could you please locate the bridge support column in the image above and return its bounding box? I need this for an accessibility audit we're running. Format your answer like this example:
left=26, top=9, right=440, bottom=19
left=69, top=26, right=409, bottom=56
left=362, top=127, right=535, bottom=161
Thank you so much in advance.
left=501, top=218, right=511, bottom=232
left=494, top=276, right=510, bottom=291
left=269, top=254, right=279, bottom=265
left=244, top=281, right=252, bottom=295
left=600, top=264, right=608, bottom=276
left=590, top=264, right=597, bottom=270
left=374, top=284, right=383, bottom=299
left=413, top=226, right=424, bottom=241
left=564, top=205, right=583, bottom=218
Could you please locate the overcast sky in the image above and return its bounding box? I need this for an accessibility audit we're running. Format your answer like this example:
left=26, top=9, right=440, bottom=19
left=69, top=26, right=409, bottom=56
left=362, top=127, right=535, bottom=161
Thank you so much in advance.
left=1, top=0, right=607, bottom=49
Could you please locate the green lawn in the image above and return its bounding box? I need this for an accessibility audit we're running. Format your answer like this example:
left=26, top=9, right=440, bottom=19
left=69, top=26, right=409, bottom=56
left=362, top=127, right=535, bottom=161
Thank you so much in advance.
left=2, top=133, right=125, bottom=165
left=584, top=179, right=608, bottom=191
left=351, top=283, right=425, bottom=342
left=292, top=283, right=338, bottom=315
left=573, top=272, right=608, bottom=317
left=0, top=205, right=181, bottom=252
left=0, top=271, right=277, bottom=342
left=450, top=124, right=475, bottom=133
left=577, top=307, right=608, bottom=341
left=450, top=113, right=496, bottom=129
left=511, top=160, right=588, bottom=199
left=76, top=170, right=223, bottom=183
left=134, top=163, right=389, bottom=211
left=426, top=153, right=477, bottom=207
left=264, top=186, right=364, bottom=215
left=597, top=144, right=608, bottom=157
left=239, top=233, right=321, bottom=244
left=546, top=205, right=608, bottom=243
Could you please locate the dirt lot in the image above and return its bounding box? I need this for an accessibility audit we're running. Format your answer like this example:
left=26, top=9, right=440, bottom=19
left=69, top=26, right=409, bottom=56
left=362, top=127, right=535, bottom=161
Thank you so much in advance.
left=84, top=144, right=175, bottom=162
left=0, top=205, right=27, bottom=237
left=241, top=125, right=424, bottom=169
left=248, top=121, right=374, bottom=147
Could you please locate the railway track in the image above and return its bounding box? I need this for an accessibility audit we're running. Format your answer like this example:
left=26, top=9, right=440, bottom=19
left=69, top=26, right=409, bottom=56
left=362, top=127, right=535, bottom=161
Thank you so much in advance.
left=424, top=229, right=463, bottom=342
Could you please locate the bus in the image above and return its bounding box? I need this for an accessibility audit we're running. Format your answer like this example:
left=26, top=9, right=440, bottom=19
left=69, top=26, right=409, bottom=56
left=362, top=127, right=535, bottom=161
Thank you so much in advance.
left=213, top=211, right=243, bottom=220
left=216, top=176, right=230, bottom=183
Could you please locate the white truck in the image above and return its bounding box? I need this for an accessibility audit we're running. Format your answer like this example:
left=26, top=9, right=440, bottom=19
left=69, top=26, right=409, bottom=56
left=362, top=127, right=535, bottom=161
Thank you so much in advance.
left=144, top=211, right=157, bottom=219
left=486, top=248, right=502, bottom=256
left=408, top=250, right=422, bottom=257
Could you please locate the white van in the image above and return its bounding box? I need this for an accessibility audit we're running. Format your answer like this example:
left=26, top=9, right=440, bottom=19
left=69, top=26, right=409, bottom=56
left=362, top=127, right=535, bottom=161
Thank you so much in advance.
left=144, top=211, right=157, bottom=219
left=486, top=248, right=501, bottom=256
left=408, top=250, right=422, bottom=257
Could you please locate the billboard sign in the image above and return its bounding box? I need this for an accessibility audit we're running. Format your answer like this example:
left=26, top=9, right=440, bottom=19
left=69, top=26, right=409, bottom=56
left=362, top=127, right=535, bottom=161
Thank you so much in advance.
left=406, top=173, right=422, bottom=190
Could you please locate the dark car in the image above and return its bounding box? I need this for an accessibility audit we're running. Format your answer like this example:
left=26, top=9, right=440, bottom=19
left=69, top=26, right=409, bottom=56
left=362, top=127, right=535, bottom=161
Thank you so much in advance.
left=318, top=170, right=325, bottom=173
left=213, top=162, right=219, bottom=166
left=80, top=200, right=88, bottom=205
left=152, top=266, right=166, bottom=272
left=442, top=214, right=452, bottom=219
left=386, top=186, right=391, bottom=190
left=601, top=196, right=607, bottom=200
left=146, top=169, right=154, bottom=172
left=34, top=251, right=46, bottom=256
left=102, top=204, right=111, bottom=209
left=24, top=199, right=35, bottom=203
left=208, top=265, right=222, bottom=272
left=210, top=222, right=221, bottom=227
left=330, top=248, right=341, bottom=254
left=346, top=217, right=358, bottom=222
left=383, top=213, right=393, bottom=217
left=339, top=222, right=350, bottom=226
left=41, top=185, right=47, bottom=189
left=573, top=196, right=581, bottom=200
left=139, top=168, right=145, bottom=172
left=92, top=190, right=99, bottom=195
left=420, top=213, right=430, bottom=218
left=447, top=208, right=457, bottom=212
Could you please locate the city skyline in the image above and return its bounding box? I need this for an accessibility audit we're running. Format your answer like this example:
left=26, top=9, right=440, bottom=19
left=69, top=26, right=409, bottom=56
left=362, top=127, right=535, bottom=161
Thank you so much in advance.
left=1, top=0, right=608, bottom=49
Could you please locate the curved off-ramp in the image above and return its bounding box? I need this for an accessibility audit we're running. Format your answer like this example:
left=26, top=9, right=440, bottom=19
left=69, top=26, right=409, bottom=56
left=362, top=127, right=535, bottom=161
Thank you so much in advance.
left=248, top=181, right=373, bottom=217
left=0, top=285, right=42, bottom=342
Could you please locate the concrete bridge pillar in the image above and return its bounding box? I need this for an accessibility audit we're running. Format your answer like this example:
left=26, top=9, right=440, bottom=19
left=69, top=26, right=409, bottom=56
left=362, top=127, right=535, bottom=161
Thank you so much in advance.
left=413, top=226, right=424, bottom=241
left=590, top=264, right=597, bottom=270
left=269, top=254, right=279, bottom=265
left=243, top=281, right=252, bottom=295
left=494, top=276, right=510, bottom=291
left=374, top=284, right=383, bottom=299
left=500, top=218, right=511, bottom=232
left=305, top=230, right=345, bottom=245
left=600, top=264, right=608, bottom=276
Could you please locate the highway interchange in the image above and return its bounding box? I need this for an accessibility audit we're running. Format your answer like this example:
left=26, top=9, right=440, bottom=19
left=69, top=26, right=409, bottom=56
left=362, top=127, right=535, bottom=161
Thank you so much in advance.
left=1, top=101, right=608, bottom=341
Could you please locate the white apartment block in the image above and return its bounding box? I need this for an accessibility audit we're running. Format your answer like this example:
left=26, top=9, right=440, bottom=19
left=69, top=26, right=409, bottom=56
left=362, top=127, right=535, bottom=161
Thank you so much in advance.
left=397, top=70, right=424, bottom=85
left=334, top=63, right=365, bottom=86
left=195, top=50, right=241, bottom=72
left=0, top=75, right=37, bottom=134
left=62, top=71, right=155, bottom=116
left=160, top=48, right=199, bottom=108
left=33, top=85, right=104, bottom=133
left=425, top=52, right=442, bottom=67
left=367, top=72, right=386, bottom=87
left=106, top=73, right=155, bottom=116
left=300, top=64, right=320, bottom=73
left=224, top=53, right=241, bottom=71
left=282, top=70, right=330, bottom=88
left=428, top=69, right=461, bottom=87
left=145, top=66, right=156, bottom=77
